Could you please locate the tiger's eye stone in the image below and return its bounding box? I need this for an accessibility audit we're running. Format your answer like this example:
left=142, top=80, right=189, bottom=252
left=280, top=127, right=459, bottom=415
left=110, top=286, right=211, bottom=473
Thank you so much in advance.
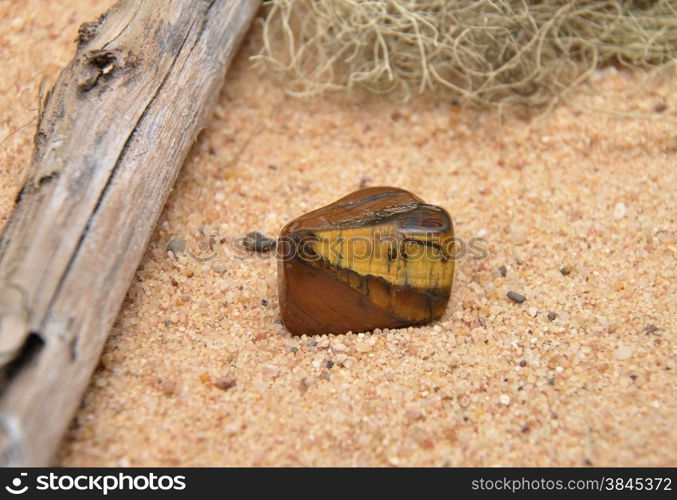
left=277, top=187, right=454, bottom=336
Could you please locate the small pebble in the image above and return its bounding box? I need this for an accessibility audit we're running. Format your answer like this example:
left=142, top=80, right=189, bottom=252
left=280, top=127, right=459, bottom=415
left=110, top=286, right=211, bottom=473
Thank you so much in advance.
left=101, top=353, right=115, bottom=368
left=405, top=408, right=424, bottom=422
left=528, top=307, right=538, bottom=317
left=214, top=375, right=237, bottom=391
left=644, top=324, right=660, bottom=335
left=211, top=262, right=227, bottom=274
left=547, top=312, right=557, bottom=321
left=261, top=299, right=269, bottom=307
left=497, top=265, right=507, bottom=277
left=299, top=377, right=315, bottom=391
left=157, top=378, right=178, bottom=397
left=410, top=426, right=434, bottom=449
left=242, top=231, right=277, bottom=252
left=616, top=345, right=633, bottom=360
left=507, top=291, right=526, bottom=303
left=509, top=228, right=527, bottom=245
left=613, top=202, right=627, bottom=220
left=560, top=265, right=573, bottom=276
left=166, top=237, right=186, bottom=258
left=262, top=365, right=279, bottom=377
left=326, top=360, right=334, bottom=369
left=499, top=394, right=511, bottom=406
left=331, top=342, right=347, bottom=353
left=355, top=342, right=371, bottom=353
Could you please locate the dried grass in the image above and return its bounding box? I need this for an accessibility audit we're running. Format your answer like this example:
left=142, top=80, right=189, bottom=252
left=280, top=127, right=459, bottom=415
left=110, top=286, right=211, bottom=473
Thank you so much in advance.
left=254, top=0, right=677, bottom=107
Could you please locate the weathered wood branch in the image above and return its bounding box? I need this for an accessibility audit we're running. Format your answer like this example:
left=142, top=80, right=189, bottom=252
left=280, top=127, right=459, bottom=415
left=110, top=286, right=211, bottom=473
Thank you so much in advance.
left=0, top=0, right=259, bottom=466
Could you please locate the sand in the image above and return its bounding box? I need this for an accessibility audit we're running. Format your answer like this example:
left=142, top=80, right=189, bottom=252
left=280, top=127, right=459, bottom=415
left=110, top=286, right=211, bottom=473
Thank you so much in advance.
left=1, top=1, right=675, bottom=467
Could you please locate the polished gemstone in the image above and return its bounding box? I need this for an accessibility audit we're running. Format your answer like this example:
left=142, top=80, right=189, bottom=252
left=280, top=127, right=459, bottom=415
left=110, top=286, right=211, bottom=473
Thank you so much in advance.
left=278, top=187, right=454, bottom=335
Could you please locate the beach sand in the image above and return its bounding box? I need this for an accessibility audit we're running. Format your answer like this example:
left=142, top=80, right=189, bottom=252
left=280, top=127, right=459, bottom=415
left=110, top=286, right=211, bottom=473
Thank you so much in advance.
left=1, top=1, right=675, bottom=466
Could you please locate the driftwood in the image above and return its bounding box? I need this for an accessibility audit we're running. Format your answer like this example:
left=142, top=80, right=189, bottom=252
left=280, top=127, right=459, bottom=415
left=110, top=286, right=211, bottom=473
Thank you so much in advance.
left=0, top=0, right=259, bottom=466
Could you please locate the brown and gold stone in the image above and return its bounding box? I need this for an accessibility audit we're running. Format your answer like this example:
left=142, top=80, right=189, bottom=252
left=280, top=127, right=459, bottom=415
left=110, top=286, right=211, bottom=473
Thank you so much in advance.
left=277, top=187, right=455, bottom=335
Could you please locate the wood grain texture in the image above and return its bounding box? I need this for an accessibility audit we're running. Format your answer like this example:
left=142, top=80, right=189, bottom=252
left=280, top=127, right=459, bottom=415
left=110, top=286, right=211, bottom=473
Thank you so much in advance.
left=0, top=0, right=259, bottom=466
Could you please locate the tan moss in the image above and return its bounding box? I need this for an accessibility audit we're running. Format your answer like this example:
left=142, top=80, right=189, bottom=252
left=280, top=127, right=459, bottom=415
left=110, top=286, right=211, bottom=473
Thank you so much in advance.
left=254, top=0, right=677, bottom=107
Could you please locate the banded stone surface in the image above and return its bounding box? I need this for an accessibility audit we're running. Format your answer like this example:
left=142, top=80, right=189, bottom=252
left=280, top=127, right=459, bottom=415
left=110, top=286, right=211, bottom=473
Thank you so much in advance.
left=278, top=187, right=454, bottom=335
